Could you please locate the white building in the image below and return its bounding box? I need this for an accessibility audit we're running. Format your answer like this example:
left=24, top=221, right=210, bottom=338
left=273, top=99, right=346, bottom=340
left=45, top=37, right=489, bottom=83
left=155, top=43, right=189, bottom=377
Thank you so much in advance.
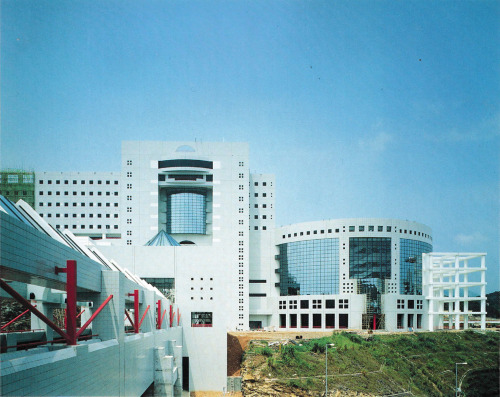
left=30, top=141, right=486, bottom=394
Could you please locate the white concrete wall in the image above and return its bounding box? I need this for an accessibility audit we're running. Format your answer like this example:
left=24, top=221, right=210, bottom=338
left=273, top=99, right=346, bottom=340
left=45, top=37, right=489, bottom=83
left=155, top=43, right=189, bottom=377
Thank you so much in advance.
left=34, top=172, right=121, bottom=238
left=1, top=328, right=183, bottom=397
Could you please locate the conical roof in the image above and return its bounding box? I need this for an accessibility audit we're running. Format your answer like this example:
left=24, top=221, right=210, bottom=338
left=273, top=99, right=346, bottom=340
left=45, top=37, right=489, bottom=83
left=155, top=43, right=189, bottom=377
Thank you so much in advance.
left=144, top=230, right=181, bottom=246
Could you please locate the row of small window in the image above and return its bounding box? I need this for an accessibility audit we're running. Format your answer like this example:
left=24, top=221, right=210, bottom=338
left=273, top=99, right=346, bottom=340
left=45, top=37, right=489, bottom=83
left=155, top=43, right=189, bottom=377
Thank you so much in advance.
left=254, top=215, right=272, bottom=219
left=39, top=179, right=118, bottom=185
left=0, top=190, right=30, bottom=196
left=1, top=174, right=34, bottom=184
left=283, top=226, right=430, bottom=239
left=253, top=226, right=267, bottom=230
left=39, top=191, right=118, bottom=196
left=396, top=299, right=423, bottom=310
left=39, top=202, right=118, bottom=208
left=41, top=213, right=118, bottom=219
left=279, top=299, right=349, bottom=310
left=253, top=181, right=271, bottom=186
left=254, top=192, right=271, bottom=197
left=53, top=224, right=119, bottom=230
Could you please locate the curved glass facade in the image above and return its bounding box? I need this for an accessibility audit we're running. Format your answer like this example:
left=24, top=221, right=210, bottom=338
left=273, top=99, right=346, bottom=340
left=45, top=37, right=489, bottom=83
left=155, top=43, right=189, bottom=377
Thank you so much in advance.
left=400, top=239, right=432, bottom=295
left=277, top=239, right=339, bottom=296
left=349, top=237, right=391, bottom=314
left=166, top=189, right=206, bottom=234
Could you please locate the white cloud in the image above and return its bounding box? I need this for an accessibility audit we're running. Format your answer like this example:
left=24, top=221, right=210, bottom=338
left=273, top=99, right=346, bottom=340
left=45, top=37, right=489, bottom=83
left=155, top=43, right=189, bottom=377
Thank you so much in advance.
left=358, top=132, right=393, bottom=152
left=454, top=231, right=488, bottom=245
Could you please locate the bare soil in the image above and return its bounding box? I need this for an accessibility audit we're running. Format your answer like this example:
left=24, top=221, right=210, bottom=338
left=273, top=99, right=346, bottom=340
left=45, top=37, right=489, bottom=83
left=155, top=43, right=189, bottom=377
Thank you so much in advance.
left=227, top=331, right=333, bottom=377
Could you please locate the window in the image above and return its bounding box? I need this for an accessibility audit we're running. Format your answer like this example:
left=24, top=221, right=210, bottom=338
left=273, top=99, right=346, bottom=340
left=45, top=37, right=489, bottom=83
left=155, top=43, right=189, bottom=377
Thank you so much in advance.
left=263, top=182, right=267, bottom=186
left=378, top=226, right=383, bottom=232
left=7, top=175, right=20, bottom=183
left=254, top=193, right=258, bottom=197
left=368, top=225, right=374, bottom=231
left=416, top=300, right=423, bottom=310
left=254, top=215, right=258, bottom=219
left=312, top=299, right=322, bottom=309
left=127, top=160, right=132, bottom=165
left=239, top=208, right=244, bottom=213
left=300, top=300, right=309, bottom=309
left=127, top=172, right=132, bottom=177
left=387, top=226, right=392, bottom=232
left=397, top=299, right=405, bottom=309
left=349, top=226, right=355, bottom=232
left=326, top=299, right=335, bottom=309
left=106, top=181, right=110, bottom=185
left=239, top=173, right=244, bottom=179
left=239, top=185, right=244, bottom=190
left=289, top=300, right=297, bottom=309
left=262, top=193, right=267, bottom=197
left=23, top=175, right=34, bottom=183
left=127, top=219, right=132, bottom=224
left=127, top=207, right=132, bottom=212
left=239, top=220, right=244, bottom=225
left=339, top=299, right=349, bottom=309
left=359, top=226, right=365, bottom=231
left=191, top=312, right=212, bottom=327
left=127, top=184, right=132, bottom=189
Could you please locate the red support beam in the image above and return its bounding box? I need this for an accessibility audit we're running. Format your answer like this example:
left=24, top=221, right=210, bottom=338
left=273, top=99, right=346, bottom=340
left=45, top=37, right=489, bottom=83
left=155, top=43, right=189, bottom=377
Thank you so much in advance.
left=128, top=290, right=139, bottom=333
left=177, top=308, right=180, bottom=326
left=125, top=310, right=134, bottom=329
left=169, top=305, right=173, bottom=328
left=76, top=295, right=113, bottom=338
left=160, top=310, right=166, bottom=329
left=76, top=309, right=85, bottom=319
left=56, top=260, right=77, bottom=345
left=156, top=300, right=162, bottom=329
left=137, top=305, right=150, bottom=330
left=373, top=314, right=377, bottom=331
left=0, top=278, right=69, bottom=343
left=0, top=305, right=36, bottom=331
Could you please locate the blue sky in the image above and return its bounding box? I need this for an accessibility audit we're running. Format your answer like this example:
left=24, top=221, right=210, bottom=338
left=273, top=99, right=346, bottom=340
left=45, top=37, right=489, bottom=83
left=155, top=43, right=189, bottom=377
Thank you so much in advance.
left=1, top=1, right=499, bottom=291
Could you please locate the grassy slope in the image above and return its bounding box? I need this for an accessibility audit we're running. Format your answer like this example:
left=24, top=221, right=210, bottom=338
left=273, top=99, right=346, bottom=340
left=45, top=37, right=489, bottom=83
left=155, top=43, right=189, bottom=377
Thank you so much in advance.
left=242, top=331, right=499, bottom=396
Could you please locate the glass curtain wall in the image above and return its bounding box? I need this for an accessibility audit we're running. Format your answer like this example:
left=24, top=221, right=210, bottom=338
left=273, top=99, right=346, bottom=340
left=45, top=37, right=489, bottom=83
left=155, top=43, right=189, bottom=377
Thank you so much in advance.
left=400, top=239, right=432, bottom=295
left=349, top=237, right=391, bottom=315
left=277, top=238, right=339, bottom=296
left=166, top=189, right=206, bottom=234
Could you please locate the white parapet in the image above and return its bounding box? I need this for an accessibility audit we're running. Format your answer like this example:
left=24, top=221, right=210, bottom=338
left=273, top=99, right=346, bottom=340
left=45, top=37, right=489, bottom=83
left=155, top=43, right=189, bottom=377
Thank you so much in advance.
left=423, top=253, right=487, bottom=331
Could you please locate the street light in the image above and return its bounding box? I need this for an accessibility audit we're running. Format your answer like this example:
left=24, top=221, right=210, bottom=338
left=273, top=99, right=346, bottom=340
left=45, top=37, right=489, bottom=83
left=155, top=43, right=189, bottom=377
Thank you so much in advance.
left=455, top=362, right=467, bottom=397
left=325, top=343, right=335, bottom=397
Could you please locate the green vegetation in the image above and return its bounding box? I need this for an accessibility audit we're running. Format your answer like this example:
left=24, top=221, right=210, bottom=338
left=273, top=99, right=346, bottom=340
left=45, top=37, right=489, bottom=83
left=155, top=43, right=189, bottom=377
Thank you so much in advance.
left=243, top=331, right=499, bottom=396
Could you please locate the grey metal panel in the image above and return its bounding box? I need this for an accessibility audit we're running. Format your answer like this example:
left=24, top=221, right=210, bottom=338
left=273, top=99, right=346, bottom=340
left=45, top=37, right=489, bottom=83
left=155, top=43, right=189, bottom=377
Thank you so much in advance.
left=0, top=212, right=103, bottom=292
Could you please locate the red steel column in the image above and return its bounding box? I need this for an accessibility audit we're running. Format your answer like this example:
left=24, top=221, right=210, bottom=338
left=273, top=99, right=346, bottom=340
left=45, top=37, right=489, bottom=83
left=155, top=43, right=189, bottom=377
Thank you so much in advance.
left=56, top=260, right=77, bottom=345
left=65, top=260, right=77, bottom=345
left=133, top=290, right=139, bottom=333
left=157, top=300, right=161, bottom=329
left=373, top=314, right=376, bottom=331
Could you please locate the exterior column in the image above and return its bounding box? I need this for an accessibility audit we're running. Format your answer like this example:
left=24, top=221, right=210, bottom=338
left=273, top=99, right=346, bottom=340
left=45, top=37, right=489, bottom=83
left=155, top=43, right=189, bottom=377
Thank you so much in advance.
left=480, top=256, right=486, bottom=330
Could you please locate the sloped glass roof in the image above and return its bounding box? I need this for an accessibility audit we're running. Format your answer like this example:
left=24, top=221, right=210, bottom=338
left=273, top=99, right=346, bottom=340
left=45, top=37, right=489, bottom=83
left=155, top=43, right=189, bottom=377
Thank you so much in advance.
left=145, top=230, right=181, bottom=246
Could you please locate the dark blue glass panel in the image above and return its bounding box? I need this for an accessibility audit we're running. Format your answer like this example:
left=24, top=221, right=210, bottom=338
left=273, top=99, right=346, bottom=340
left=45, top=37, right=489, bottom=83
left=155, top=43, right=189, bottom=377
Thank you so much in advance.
left=400, top=239, right=432, bottom=295
left=277, top=239, right=339, bottom=296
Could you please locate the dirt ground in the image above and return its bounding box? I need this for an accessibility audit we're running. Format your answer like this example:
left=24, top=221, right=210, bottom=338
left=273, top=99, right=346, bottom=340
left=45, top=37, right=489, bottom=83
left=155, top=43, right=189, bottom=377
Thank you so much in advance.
left=227, top=331, right=333, bottom=377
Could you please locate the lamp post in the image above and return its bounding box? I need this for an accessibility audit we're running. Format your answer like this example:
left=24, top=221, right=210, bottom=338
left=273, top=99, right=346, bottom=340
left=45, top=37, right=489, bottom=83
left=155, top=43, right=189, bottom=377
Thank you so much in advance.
left=455, top=362, right=467, bottom=397
left=325, top=343, right=335, bottom=397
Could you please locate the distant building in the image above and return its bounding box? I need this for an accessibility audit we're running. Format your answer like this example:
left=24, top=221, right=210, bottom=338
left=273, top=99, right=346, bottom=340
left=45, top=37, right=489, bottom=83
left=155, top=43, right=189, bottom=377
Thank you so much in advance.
left=0, top=169, right=35, bottom=207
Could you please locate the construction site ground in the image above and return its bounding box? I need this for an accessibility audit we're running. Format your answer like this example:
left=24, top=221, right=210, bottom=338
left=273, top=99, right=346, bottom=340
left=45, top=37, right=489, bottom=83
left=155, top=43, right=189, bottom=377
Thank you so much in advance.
left=227, top=330, right=333, bottom=377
